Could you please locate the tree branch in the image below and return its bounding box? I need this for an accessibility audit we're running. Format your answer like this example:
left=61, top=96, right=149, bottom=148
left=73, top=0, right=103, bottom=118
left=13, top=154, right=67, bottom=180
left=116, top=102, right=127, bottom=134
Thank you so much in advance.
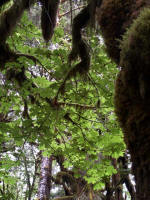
left=59, top=6, right=85, bottom=18
left=0, top=0, right=36, bottom=43
left=53, top=196, right=74, bottom=200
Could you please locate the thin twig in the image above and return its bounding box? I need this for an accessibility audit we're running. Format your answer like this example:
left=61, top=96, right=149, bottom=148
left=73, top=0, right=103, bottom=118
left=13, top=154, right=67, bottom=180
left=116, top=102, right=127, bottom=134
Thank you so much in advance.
left=56, top=101, right=96, bottom=110
left=16, top=53, right=52, bottom=76
left=59, top=6, right=85, bottom=18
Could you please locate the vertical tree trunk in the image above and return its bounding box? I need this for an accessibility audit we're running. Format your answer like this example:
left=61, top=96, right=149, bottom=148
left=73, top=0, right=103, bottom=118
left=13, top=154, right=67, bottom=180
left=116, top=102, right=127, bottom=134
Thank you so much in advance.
left=115, top=70, right=150, bottom=199
left=112, top=159, right=124, bottom=200
left=114, top=8, right=150, bottom=199
left=38, top=156, right=53, bottom=200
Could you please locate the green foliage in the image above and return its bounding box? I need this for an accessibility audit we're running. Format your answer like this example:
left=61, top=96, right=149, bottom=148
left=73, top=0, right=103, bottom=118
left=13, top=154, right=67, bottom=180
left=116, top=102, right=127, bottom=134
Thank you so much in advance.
left=0, top=5, right=126, bottom=198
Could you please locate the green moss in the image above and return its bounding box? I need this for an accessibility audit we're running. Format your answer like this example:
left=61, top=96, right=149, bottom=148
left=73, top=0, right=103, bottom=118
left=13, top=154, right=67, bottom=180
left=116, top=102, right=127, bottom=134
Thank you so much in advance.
left=97, top=0, right=150, bottom=64
left=120, top=8, right=150, bottom=71
left=115, top=7, right=150, bottom=143
left=114, top=5, right=150, bottom=197
left=97, top=0, right=133, bottom=64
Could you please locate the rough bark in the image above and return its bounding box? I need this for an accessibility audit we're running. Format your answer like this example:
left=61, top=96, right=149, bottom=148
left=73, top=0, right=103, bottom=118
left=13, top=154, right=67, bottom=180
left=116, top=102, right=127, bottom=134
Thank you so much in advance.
left=97, top=0, right=150, bottom=64
left=115, top=8, right=150, bottom=200
left=111, top=159, right=124, bottom=200
left=38, top=156, right=53, bottom=200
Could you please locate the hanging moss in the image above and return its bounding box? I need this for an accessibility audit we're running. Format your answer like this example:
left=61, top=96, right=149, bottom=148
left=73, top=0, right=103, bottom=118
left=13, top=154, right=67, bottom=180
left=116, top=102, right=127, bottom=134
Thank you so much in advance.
left=68, top=0, right=103, bottom=79
left=40, top=0, right=60, bottom=42
left=68, top=4, right=91, bottom=79
left=0, top=0, right=35, bottom=43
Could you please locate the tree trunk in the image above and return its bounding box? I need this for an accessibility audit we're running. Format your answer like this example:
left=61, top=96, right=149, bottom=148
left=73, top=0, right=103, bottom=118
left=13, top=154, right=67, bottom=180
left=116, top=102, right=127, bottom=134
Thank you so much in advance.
left=115, top=70, right=150, bottom=199
left=118, top=156, right=135, bottom=199
left=38, top=156, right=53, bottom=200
left=111, top=159, right=124, bottom=200
left=114, top=8, right=150, bottom=199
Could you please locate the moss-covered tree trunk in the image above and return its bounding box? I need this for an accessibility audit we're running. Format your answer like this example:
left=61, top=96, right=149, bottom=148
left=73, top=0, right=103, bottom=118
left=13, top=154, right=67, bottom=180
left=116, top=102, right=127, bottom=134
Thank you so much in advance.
left=115, top=8, right=150, bottom=199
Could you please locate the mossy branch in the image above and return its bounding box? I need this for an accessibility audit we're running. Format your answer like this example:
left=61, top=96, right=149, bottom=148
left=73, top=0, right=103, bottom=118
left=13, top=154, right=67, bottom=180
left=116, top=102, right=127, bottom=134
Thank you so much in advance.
left=57, top=25, right=91, bottom=95
left=64, top=0, right=102, bottom=85
left=56, top=101, right=96, bottom=110
left=55, top=171, right=75, bottom=183
left=0, top=0, right=36, bottom=43
left=68, top=4, right=91, bottom=75
left=0, top=0, right=36, bottom=69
